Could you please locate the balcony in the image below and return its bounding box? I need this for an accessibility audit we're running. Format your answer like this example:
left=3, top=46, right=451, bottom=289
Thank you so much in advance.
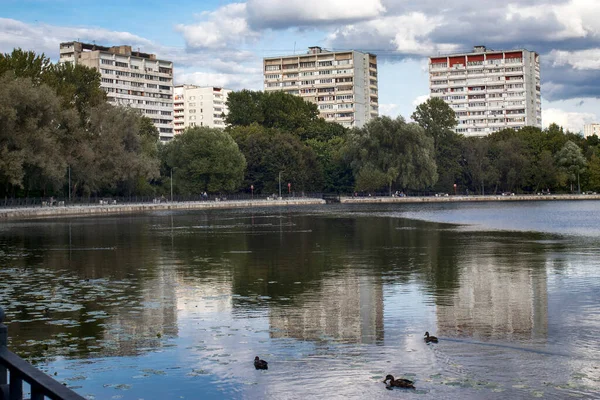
left=431, top=83, right=448, bottom=89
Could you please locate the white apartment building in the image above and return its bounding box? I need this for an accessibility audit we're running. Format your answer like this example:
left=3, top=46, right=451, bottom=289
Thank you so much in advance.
left=263, top=47, right=378, bottom=128
left=59, top=41, right=174, bottom=141
left=173, top=85, right=231, bottom=134
left=429, top=45, right=541, bottom=136
left=583, top=123, right=600, bottom=138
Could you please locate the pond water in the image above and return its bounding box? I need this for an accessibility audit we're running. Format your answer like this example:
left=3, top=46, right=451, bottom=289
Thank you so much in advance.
left=0, top=201, right=599, bottom=399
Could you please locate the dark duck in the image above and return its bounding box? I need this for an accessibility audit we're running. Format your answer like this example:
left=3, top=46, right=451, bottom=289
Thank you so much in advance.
left=383, top=374, right=415, bottom=389
left=254, top=356, right=268, bottom=370
left=424, top=331, right=439, bottom=343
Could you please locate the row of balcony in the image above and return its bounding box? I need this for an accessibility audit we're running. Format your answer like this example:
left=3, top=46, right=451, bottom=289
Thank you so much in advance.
left=431, top=60, right=525, bottom=71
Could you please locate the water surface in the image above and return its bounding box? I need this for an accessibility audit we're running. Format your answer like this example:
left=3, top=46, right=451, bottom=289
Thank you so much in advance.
left=0, top=201, right=599, bottom=399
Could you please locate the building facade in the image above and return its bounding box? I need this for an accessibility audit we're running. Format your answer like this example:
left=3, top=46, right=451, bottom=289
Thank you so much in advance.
left=173, top=85, right=231, bottom=134
left=429, top=46, right=541, bottom=136
left=263, top=47, right=378, bottom=128
left=59, top=41, right=174, bottom=141
left=584, top=123, right=600, bottom=138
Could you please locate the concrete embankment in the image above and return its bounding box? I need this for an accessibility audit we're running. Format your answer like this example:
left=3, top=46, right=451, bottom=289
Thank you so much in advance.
left=0, top=198, right=326, bottom=220
left=341, top=194, right=600, bottom=204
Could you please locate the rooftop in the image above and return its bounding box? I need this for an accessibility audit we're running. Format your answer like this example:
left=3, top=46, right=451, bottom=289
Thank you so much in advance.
left=60, top=41, right=158, bottom=61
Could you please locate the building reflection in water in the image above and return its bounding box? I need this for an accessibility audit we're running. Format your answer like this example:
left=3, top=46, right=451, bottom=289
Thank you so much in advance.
left=101, top=263, right=179, bottom=356
left=436, top=239, right=548, bottom=341
left=269, top=272, right=384, bottom=344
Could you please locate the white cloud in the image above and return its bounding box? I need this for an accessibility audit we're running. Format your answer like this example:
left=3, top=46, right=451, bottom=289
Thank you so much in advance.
left=0, top=17, right=261, bottom=93
left=505, top=1, right=600, bottom=41
left=246, top=0, right=385, bottom=28
left=175, top=3, right=258, bottom=50
left=176, top=70, right=262, bottom=91
left=0, top=17, right=153, bottom=57
left=549, top=48, right=600, bottom=70
left=328, top=12, right=459, bottom=56
left=542, top=108, right=597, bottom=132
left=379, top=103, right=401, bottom=117
left=411, top=95, right=429, bottom=107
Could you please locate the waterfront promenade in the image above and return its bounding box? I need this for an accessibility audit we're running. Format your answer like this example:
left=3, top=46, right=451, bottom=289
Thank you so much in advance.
left=0, top=198, right=326, bottom=220
left=341, top=193, right=600, bottom=204
left=2, top=194, right=600, bottom=220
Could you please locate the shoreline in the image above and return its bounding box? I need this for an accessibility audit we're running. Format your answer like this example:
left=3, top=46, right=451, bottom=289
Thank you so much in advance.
left=0, top=198, right=326, bottom=220
left=340, top=194, right=600, bottom=204
left=1, top=194, right=600, bottom=220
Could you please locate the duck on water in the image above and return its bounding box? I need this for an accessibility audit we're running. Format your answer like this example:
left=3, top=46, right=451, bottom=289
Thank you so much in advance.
left=383, top=375, right=415, bottom=389
left=424, top=331, right=439, bottom=343
left=254, top=356, right=268, bottom=370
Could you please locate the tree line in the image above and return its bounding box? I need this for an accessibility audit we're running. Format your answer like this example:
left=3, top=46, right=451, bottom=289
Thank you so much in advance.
left=2, top=48, right=599, bottom=199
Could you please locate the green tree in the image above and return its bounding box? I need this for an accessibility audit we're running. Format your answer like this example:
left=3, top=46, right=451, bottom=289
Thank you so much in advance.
left=225, top=90, right=320, bottom=133
left=164, top=127, right=246, bottom=194
left=492, top=135, right=531, bottom=192
left=0, top=48, right=52, bottom=84
left=411, top=97, right=461, bottom=191
left=411, top=97, right=458, bottom=152
left=306, top=136, right=354, bottom=193
left=68, top=105, right=160, bottom=196
left=0, top=74, right=69, bottom=196
left=588, top=152, right=600, bottom=191
left=461, top=137, right=498, bottom=195
left=556, top=140, right=587, bottom=193
left=230, top=124, right=323, bottom=194
left=531, top=150, right=558, bottom=193
left=345, top=116, right=437, bottom=194
left=45, top=62, right=106, bottom=121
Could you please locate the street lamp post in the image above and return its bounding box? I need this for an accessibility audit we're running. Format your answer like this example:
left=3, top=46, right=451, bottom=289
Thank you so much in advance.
left=278, top=171, right=283, bottom=198
left=170, top=168, right=173, bottom=202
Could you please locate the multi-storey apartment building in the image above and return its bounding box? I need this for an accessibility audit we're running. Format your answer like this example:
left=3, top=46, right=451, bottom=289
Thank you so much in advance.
left=263, top=47, right=378, bottom=128
left=59, top=41, right=174, bottom=141
left=173, top=85, right=231, bottom=134
left=429, top=46, right=541, bottom=136
left=584, top=123, right=600, bottom=138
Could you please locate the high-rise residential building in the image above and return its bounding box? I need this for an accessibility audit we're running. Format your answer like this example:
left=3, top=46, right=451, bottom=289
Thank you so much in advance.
left=584, top=123, right=600, bottom=138
left=173, top=85, right=231, bottom=134
left=428, top=45, right=541, bottom=136
left=263, top=46, right=378, bottom=128
left=59, top=41, right=174, bottom=141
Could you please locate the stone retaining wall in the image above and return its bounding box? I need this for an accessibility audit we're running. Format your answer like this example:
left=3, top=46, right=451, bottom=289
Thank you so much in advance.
left=0, top=199, right=326, bottom=220
left=341, top=194, right=600, bottom=204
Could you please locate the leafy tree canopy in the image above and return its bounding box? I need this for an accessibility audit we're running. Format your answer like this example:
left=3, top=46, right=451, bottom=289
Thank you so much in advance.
left=226, top=90, right=323, bottom=134
left=163, top=127, right=246, bottom=194
left=230, top=124, right=323, bottom=194
left=345, top=116, right=438, bottom=194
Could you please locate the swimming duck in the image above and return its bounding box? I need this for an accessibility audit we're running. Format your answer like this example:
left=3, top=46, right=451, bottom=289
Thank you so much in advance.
left=254, top=356, right=268, bottom=370
left=383, top=374, right=415, bottom=389
left=424, top=331, right=439, bottom=343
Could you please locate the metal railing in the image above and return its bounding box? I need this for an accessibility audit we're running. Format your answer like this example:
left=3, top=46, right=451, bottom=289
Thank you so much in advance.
left=0, top=307, right=85, bottom=400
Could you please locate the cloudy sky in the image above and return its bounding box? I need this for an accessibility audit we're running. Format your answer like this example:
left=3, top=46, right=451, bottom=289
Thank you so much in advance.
left=2, top=0, right=600, bottom=132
